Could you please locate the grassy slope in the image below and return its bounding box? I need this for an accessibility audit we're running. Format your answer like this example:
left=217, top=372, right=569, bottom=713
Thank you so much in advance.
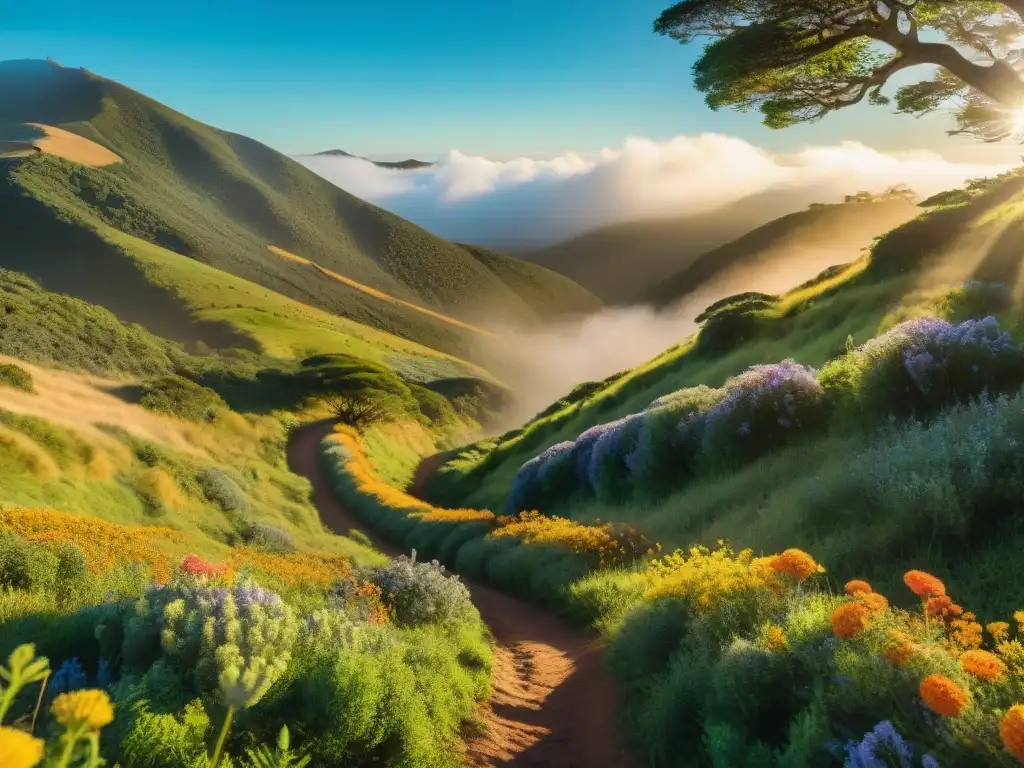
left=519, top=191, right=898, bottom=304
left=644, top=199, right=919, bottom=308
left=0, top=59, right=598, bottom=360
left=425, top=171, right=1024, bottom=610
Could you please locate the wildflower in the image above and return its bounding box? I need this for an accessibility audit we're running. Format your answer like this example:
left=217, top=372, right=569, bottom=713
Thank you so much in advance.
left=178, top=553, right=226, bottom=579
left=1016, top=611, right=1024, bottom=632
left=882, top=630, right=916, bottom=667
left=770, top=549, right=822, bottom=582
left=960, top=649, right=1007, bottom=682
left=0, top=727, right=44, bottom=768
left=989, top=622, right=1011, bottom=643
left=831, top=602, right=870, bottom=640
left=919, top=675, right=969, bottom=717
left=51, top=689, right=114, bottom=730
left=844, top=720, right=913, bottom=767
left=844, top=579, right=872, bottom=596
left=857, top=592, right=889, bottom=615
left=763, top=625, right=789, bottom=652
left=1000, top=705, right=1024, bottom=763
left=926, top=595, right=963, bottom=620
left=950, top=617, right=984, bottom=650
left=904, top=570, right=946, bottom=598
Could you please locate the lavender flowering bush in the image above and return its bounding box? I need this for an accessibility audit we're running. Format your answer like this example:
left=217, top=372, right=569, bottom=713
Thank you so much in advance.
left=821, top=316, right=1024, bottom=421
left=535, top=440, right=580, bottom=501
left=703, top=360, right=826, bottom=466
left=371, top=551, right=473, bottom=627
left=629, top=385, right=723, bottom=498
left=587, top=413, right=645, bottom=502
left=506, top=454, right=544, bottom=514
left=843, top=720, right=939, bottom=768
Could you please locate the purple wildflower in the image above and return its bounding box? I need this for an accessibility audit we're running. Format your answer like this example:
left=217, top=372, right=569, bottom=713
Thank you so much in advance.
left=844, top=720, right=914, bottom=768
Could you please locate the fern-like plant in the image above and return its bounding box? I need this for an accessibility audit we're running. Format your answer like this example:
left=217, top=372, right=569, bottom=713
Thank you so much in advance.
left=244, top=726, right=310, bottom=768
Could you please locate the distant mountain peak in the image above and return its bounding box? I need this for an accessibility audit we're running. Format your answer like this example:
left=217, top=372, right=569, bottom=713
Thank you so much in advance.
left=313, top=148, right=434, bottom=170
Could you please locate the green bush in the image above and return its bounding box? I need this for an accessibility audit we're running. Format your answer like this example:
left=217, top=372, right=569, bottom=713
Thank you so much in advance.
left=139, top=375, right=227, bottom=422
left=371, top=553, right=474, bottom=627
left=197, top=466, right=250, bottom=513
left=0, top=362, right=33, bottom=392
left=237, top=521, right=296, bottom=554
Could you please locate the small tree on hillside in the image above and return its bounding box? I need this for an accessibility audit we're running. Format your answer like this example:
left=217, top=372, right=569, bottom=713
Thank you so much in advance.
left=323, top=389, right=397, bottom=431
left=654, top=1, right=1024, bottom=141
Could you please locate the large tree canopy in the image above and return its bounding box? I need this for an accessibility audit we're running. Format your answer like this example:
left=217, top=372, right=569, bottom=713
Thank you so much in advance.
left=655, top=1, right=1024, bottom=140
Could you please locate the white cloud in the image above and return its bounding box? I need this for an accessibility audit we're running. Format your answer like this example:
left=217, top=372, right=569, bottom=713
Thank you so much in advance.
left=295, top=134, right=1011, bottom=249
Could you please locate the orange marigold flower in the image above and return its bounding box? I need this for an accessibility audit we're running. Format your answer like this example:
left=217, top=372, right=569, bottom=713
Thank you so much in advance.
left=882, top=630, right=916, bottom=667
left=926, top=595, right=963, bottom=620
left=831, top=602, right=870, bottom=640
left=904, top=570, right=946, bottom=598
left=960, top=650, right=1007, bottom=682
left=770, top=549, right=822, bottom=582
left=989, top=622, right=1011, bottom=644
left=857, top=592, right=889, bottom=615
left=1001, top=705, right=1024, bottom=763
left=919, top=675, right=969, bottom=717
left=844, top=579, right=872, bottom=596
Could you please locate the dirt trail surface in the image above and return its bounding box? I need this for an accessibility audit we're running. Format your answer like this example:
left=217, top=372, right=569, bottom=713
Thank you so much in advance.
left=287, top=422, right=632, bottom=768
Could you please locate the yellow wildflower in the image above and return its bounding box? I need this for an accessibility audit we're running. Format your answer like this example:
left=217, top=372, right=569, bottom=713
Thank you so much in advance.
left=882, top=630, right=916, bottom=667
left=763, top=625, right=789, bottom=652
left=0, top=727, right=44, bottom=768
left=988, top=622, right=1011, bottom=644
left=52, top=689, right=114, bottom=730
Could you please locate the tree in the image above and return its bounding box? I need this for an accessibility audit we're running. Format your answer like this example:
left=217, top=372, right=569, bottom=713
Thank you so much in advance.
left=323, top=388, right=401, bottom=431
left=655, top=1, right=1024, bottom=141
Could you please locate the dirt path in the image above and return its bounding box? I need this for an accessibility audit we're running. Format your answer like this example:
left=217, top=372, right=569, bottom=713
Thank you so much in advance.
left=287, top=422, right=632, bottom=768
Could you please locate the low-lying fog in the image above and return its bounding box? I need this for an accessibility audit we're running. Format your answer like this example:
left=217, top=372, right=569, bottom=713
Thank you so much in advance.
left=297, top=135, right=1014, bottom=422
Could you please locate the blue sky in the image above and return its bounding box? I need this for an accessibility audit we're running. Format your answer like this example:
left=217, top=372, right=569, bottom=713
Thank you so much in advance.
left=2, top=0, right=1017, bottom=162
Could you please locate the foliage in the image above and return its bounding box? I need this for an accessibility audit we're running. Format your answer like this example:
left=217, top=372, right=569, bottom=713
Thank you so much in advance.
left=370, top=552, right=473, bottom=627
left=696, top=293, right=779, bottom=355
left=654, top=0, right=1024, bottom=140
left=139, top=375, right=227, bottom=423
left=821, top=316, right=1024, bottom=422
left=702, top=360, right=826, bottom=467
left=0, top=363, right=34, bottom=393
left=196, top=467, right=250, bottom=514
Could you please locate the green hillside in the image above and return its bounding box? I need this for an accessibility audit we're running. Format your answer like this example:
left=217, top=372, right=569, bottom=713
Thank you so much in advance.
left=522, top=195, right=916, bottom=306
left=424, top=168, right=1024, bottom=597
left=312, top=148, right=436, bottom=169
left=0, top=59, right=598, bottom=362
left=644, top=199, right=920, bottom=309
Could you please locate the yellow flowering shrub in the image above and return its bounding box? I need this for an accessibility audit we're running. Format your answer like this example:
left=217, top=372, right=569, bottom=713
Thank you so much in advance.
left=489, top=511, right=644, bottom=567
left=0, top=507, right=188, bottom=582
left=643, top=543, right=782, bottom=609
left=227, top=547, right=352, bottom=587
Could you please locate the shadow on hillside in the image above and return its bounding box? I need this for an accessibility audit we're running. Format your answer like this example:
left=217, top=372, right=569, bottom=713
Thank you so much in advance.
left=0, top=174, right=261, bottom=354
left=971, top=219, right=1024, bottom=284
left=0, top=61, right=103, bottom=125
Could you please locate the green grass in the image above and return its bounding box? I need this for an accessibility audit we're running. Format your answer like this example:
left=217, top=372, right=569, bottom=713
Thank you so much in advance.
left=0, top=362, right=33, bottom=391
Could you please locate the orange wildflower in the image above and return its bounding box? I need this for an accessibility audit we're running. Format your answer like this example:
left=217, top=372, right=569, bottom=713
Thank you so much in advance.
left=960, top=650, right=1007, bottom=682
left=1000, top=705, right=1024, bottom=763
left=763, top=625, right=789, bottom=652
left=770, top=549, right=822, bottom=582
left=856, top=592, right=889, bottom=615
left=882, top=630, right=916, bottom=667
left=904, top=570, right=946, bottom=598
left=926, top=595, right=963, bottom=621
left=951, top=618, right=984, bottom=650
left=919, top=675, right=969, bottom=717
left=831, top=602, right=870, bottom=640
left=844, top=579, right=872, bottom=596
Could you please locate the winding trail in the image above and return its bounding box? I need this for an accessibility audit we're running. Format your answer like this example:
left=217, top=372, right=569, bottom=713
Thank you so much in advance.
left=288, top=422, right=632, bottom=768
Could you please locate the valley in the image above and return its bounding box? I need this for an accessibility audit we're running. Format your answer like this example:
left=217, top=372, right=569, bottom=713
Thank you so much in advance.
left=5, top=2, right=1024, bottom=764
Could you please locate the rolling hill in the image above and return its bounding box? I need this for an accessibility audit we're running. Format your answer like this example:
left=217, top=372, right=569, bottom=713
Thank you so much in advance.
left=0, top=59, right=599, bottom=362
left=313, top=148, right=435, bottom=169
left=643, top=198, right=921, bottom=311
left=522, top=193, right=918, bottom=305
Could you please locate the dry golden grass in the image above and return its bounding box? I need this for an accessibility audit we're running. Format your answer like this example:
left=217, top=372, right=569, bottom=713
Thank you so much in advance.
left=269, top=246, right=498, bottom=337
left=26, top=123, right=121, bottom=167
left=0, top=426, right=59, bottom=479
left=0, top=355, right=201, bottom=455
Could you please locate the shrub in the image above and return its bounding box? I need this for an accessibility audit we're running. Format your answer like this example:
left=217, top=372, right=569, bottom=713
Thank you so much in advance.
left=628, top=385, right=723, bottom=498
left=943, top=281, right=1013, bottom=322
left=370, top=553, right=473, bottom=627
left=587, top=413, right=644, bottom=502
left=410, top=384, right=456, bottom=425
left=0, top=363, right=33, bottom=392
left=196, top=467, right=250, bottom=513
left=237, top=522, right=296, bottom=555
left=695, top=294, right=779, bottom=356
left=0, top=531, right=58, bottom=592
left=505, top=454, right=544, bottom=514
left=139, top=375, right=227, bottom=422
left=702, top=360, right=826, bottom=467
left=821, top=316, right=1024, bottom=422
left=534, top=440, right=579, bottom=502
